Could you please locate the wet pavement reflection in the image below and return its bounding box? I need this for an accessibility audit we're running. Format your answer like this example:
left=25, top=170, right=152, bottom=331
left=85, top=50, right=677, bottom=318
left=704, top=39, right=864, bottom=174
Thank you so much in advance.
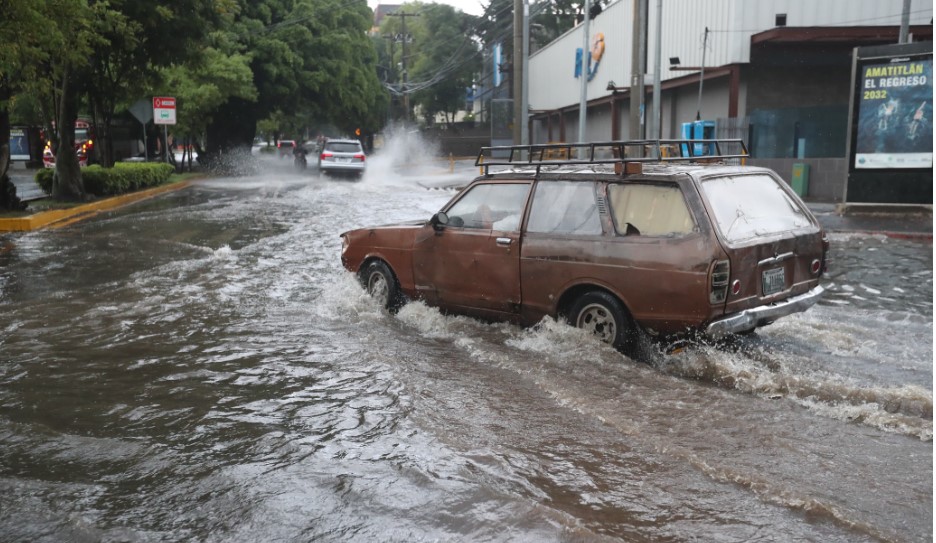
left=0, top=162, right=931, bottom=542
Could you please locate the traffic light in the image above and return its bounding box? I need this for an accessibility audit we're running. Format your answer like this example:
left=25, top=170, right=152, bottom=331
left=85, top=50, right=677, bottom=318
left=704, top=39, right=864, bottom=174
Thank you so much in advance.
left=355, top=128, right=361, bottom=136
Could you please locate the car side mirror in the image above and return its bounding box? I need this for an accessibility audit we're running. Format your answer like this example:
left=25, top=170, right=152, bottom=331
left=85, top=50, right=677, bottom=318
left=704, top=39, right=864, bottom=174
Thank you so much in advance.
left=431, top=211, right=449, bottom=230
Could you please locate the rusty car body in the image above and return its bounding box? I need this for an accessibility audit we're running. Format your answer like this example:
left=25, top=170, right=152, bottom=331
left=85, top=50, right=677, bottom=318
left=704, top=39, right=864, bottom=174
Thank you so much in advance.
left=340, top=140, right=827, bottom=353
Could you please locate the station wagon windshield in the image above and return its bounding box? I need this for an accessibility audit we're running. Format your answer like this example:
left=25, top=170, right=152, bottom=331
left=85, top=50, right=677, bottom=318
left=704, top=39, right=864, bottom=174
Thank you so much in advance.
left=702, top=174, right=813, bottom=242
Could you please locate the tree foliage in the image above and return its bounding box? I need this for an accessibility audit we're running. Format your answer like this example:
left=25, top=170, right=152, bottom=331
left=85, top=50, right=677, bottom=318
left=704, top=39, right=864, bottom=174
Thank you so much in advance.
left=529, top=0, right=584, bottom=53
left=2, top=0, right=393, bottom=191
left=41, top=0, right=103, bottom=200
left=84, top=0, right=221, bottom=167
left=2, top=0, right=221, bottom=198
left=0, top=0, right=48, bottom=196
left=196, top=0, right=387, bottom=158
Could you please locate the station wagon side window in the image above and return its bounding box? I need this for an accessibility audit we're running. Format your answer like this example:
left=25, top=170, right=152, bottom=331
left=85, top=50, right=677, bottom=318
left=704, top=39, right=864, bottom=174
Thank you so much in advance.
left=607, top=183, right=696, bottom=236
left=526, top=181, right=602, bottom=235
left=445, top=183, right=530, bottom=231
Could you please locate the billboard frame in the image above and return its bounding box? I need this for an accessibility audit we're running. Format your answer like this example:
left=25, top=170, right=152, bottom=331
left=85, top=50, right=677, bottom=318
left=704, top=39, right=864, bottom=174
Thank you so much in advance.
left=843, top=42, right=933, bottom=206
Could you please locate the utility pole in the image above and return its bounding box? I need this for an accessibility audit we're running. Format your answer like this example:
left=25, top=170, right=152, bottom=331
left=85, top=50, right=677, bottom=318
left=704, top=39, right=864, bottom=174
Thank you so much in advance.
left=382, top=34, right=397, bottom=122
left=521, top=0, right=530, bottom=145
left=629, top=0, right=647, bottom=141
left=513, top=0, right=523, bottom=144
left=388, top=11, right=419, bottom=124
left=651, top=0, right=662, bottom=143
left=899, top=0, right=911, bottom=43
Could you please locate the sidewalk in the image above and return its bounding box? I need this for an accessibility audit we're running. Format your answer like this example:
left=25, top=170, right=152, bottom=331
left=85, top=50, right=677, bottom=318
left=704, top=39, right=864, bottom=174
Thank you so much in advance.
left=807, top=202, right=933, bottom=240
left=9, top=170, right=46, bottom=201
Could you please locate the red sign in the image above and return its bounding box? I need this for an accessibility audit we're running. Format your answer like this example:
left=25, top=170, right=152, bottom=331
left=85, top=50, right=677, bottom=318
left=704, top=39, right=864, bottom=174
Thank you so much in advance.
left=153, top=96, right=177, bottom=125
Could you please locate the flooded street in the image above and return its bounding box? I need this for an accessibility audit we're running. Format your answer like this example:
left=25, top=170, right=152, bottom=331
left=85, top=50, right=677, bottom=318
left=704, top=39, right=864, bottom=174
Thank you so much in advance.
left=0, top=158, right=931, bottom=542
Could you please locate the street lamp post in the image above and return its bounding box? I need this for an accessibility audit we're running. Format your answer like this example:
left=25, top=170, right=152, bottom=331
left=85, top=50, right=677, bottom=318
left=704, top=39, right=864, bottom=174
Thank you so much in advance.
left=696, top=26, right=709, bottom=120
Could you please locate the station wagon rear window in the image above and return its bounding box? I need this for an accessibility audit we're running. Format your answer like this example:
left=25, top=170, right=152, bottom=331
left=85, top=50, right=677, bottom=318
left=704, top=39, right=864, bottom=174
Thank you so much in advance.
left=702, top=174, right=813, bottom=243
left=607, top=183, right=696, bottom=236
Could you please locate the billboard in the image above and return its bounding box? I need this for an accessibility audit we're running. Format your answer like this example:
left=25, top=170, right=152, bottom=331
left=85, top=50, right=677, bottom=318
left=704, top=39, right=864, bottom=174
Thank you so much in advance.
left=9, top=128, right=30, bottom=160
left=845, top=42, right=932, bottom=205
left=854, top=57, right=932, bottom=169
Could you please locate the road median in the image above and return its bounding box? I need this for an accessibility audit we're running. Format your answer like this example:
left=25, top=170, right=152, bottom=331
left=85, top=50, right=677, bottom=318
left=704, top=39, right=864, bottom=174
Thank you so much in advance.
left=0, top=180, right=192, bottom=232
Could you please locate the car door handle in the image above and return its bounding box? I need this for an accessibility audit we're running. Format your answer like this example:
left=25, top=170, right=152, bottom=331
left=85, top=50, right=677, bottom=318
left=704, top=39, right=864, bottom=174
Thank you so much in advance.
left=496, top=237, right=512, bottom=247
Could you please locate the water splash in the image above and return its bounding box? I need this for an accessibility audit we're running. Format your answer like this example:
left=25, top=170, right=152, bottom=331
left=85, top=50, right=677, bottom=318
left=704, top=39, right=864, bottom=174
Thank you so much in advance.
left=362, top=124, right=471, bottom=190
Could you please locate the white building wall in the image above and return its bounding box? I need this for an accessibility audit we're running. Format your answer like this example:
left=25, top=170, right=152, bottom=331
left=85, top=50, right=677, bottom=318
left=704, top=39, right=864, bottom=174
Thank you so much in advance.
left=529, top=0, right=932, bottom=113
left=529, top=0, right=635, bottom=112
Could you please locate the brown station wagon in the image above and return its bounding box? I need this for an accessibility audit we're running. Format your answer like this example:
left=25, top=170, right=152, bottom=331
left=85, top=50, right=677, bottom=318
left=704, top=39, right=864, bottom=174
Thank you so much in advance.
left=340, top=140, right=828, bottom=353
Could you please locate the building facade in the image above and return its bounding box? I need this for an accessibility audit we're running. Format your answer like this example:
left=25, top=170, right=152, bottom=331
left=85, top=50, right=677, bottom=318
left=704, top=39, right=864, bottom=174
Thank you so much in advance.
left=527, top=0, right=932, bottom=201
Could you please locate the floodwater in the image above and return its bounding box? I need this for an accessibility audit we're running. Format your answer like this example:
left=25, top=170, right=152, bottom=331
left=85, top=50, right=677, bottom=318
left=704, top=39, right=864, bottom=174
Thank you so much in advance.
left=0, top=153, right=931, bottom=542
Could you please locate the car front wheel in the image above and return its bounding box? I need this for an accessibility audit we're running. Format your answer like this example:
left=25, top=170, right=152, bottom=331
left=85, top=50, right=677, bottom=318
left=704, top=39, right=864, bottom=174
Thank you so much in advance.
left=361, top=260, right=403, bottom=312
left=568, top=291, right=637, bottom=353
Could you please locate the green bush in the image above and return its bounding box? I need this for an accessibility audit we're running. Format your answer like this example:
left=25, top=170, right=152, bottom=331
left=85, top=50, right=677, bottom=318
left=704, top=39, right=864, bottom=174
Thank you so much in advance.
left=33, top=163, right=175, bottom=197
left=35, top=168, right=53, bottom=194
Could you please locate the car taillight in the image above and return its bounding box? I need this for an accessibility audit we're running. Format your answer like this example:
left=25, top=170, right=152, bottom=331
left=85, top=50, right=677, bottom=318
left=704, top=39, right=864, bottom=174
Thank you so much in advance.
left=321, top=152, right=333, bottom=159
left=820, top=233, right=830, bottom=275
left=354, top=153, right=365, bottom=162
left=710, top=259, right=730, bottom=304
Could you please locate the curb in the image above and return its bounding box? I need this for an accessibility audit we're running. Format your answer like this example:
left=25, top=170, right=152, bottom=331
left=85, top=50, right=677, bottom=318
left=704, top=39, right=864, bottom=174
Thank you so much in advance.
left=825, top=229, right=933, bottom=241
left=0, top=180, right=192, bottom=233
left=823, top=226, right=933, bottom=242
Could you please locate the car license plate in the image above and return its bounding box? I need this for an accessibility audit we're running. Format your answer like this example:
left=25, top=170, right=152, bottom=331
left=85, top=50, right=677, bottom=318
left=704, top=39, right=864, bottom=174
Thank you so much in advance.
left=338, top=157, right=351, bottom=163
left=762, top=267, right=785, bottom=296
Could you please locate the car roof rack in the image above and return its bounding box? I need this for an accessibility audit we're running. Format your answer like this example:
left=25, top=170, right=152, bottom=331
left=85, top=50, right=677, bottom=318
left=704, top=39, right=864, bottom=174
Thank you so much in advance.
left=474, top=139, right=749, bottom=176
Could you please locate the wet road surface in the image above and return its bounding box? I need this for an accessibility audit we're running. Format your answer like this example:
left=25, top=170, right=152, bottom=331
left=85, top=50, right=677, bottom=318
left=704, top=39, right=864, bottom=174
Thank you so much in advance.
left=0, top=161, right=931, bottom=542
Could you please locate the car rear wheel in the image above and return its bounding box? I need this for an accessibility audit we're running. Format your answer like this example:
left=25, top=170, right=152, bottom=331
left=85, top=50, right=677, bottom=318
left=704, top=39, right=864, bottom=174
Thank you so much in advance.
left=569, top=291, right=637, bottom=353
left=361, top=260, right=403, bottom=312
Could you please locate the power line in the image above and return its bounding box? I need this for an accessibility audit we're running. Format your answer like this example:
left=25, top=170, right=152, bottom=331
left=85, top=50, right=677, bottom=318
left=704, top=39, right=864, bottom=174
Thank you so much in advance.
left=383, top=0, right=552, bottom=95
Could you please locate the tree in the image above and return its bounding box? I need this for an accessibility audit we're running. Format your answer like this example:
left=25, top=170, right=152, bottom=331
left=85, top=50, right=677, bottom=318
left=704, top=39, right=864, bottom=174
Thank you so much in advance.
left=32, top=0, right=104, bottom=201
left=529, top=0, right=583, bottom=53
left=4, top=0, right=392, bottom=188
left=160, top=45, right=257, bottom=168
left=0, top=0, right=51, bottom=208
left=84, top=0, right=220, bottom=167
left=201, top=0, right=387, bottom=161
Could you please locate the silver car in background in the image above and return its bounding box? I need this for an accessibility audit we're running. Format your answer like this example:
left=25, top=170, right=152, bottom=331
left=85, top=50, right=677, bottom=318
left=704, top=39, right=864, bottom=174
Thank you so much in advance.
left=317, top=138, right=366, bottom=179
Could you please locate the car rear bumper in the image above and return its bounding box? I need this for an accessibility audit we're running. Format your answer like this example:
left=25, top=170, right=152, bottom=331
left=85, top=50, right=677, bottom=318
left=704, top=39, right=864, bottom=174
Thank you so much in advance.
left=320, top=162, right=365, bottom=173
left=705, top=285, right=825, bottom=336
